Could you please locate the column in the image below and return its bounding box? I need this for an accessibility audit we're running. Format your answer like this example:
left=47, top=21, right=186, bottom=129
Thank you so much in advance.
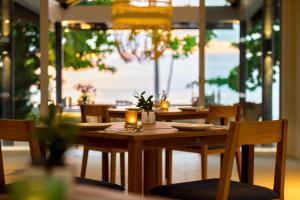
left=198, top=0, right=206, bottom=106
left=55, top=21, right=63, bottom=105
left=262, top=0, right=273, bottom=120
left=1, top=0, right=14, bottom=119
left=40, top=0, right=49, bottom=117
left=239, top=21, right=247, bottom=104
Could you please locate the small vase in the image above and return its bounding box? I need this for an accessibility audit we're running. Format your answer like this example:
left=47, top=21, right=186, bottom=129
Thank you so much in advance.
left=148, top=111, right=156, bottom=123
left=141, top=111, right=149, bottom=124
left=141, top=111, right=156, bottom=124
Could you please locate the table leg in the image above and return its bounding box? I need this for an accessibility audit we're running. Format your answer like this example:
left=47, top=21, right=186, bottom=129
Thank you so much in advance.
left=128, top=141, right=143, bottom=194
left=102, top=152, right=109, bottom=182
left=165, top=149, right=173, bottom=184
left=241, top=145, right=254, bottom=184
left=0, top=143, right=5, bottom=190
left=144, top=149, right=163, bottom=193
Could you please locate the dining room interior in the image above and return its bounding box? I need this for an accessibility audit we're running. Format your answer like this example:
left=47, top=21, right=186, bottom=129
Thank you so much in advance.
left=0, top=0, right=300, bottom=199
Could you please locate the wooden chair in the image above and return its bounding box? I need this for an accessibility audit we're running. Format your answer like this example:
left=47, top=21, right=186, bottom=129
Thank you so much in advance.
left=0, top=119, right=124, bottom=193
left=166, top=105, right=241, bottom=184
left=151, top=120, right=288, bottom=200
left=239, top=102, right=261, bottom=121
left=80, top=104, right=125, bottom=187
left=0, top=119, right=41, bottom=192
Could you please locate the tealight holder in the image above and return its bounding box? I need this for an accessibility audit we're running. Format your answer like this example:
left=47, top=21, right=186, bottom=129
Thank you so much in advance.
left=159, top=100, right=169, bottom=110
left=124, top=110, right=138, bottom=128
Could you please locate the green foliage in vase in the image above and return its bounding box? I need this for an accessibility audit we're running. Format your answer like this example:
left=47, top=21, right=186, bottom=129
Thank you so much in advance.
left=35, top=104, right=78, bottom=168
left=160, top=90, right=168, bottom=101
left=133, top=91, right=154, bottom=111
left=74, top=83, right=96, bottom=105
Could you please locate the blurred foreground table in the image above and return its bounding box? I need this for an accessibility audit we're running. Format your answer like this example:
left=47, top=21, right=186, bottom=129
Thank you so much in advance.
left=0, top=184, right=167, bottom=200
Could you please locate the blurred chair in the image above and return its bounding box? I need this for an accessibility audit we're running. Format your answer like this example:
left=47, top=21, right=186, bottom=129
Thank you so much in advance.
left=80, top=104, right=125, bottom=187
left=0, top=119, right=41, bottom=192
left=115, top=100, right=133, bottom=107
left=239, top=102, right=262, bottom=121
left=166, top=105, right=241, bottom=184
left=151, top=120, right=287, bottom=200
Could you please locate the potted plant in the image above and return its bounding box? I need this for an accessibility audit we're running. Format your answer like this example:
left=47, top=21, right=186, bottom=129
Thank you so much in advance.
left=74, top=83, right=96, bottom=105
left=10, top=104, right=79, bottom=200
left=159, top=90, right=169, bottom=110
left=134, top=91, right=155, bottom=123
left=36, top=104, right=78, bottom=169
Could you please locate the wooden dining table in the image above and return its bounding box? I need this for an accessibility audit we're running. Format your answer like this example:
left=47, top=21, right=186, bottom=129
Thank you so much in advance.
left=77, top=122, right=233, bottom=194
left=108, top=108, right=209, bottom=121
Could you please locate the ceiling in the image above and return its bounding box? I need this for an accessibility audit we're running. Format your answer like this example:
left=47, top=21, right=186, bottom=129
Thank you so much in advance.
left=14, top=0, right=262, bottom=25
left=14, top=0, right=249, bottom=13
left=14, top=0, right=40, bottom=13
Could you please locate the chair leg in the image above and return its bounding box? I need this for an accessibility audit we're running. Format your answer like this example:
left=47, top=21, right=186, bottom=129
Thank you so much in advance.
left=165, top=150, right=168, bottom=179
left=235, top=149, right=242, bottom=181
left=110, top=152, right=116, bottom=183
left=220, top=153, right=224, bottom=177
left=120, top=152, right=126, bottom=187
left=0, top=143, right=5, bottom=189
left=81, top=146, right=89, bottom=178
left=28, top=139, right=42, bottom=161
left=165, top=149, right=173, bottom=184
left=201, top=145, right=208, bottom=180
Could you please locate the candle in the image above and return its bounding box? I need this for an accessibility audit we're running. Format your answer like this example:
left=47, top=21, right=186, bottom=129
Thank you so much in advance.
left=160, top=100, right=169, bottom=110
left=125, top=110, right=138, bottom=127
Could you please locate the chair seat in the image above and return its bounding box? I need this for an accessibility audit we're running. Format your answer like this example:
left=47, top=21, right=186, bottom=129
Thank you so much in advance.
left=208, top=143, right=226, bottom=150
left=150, top=179, right=279, bottom=200
left=172, top=144, right=226, bottom=153
left=75, top=177, right=125, bottom=191
left=85, top=146, right=127, bottom=153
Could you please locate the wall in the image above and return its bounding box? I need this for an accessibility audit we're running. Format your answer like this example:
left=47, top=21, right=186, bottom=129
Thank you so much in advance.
left=296, top=0, right=300, bottom=159
left=281, top=0, right=300, bottom=159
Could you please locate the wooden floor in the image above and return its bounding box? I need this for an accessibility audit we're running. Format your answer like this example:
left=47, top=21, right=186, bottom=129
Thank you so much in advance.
left=3, top=147, right=300, bottom=199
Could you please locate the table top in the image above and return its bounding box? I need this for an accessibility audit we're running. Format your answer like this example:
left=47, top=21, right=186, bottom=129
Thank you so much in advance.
left=108, top=108, right=209, bottom=121
left=79, top=122, right=228, bottom=141
left=109, top=108, right=209, bottom=115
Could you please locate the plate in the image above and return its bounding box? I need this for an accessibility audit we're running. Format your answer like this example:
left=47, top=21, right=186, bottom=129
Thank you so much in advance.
left=75, top=123, right=113, bottom=130
left=127, top=107, right=142, bottom=111
left=177, top=107, right=203, bottom=111
left=171, top=123, right=211, bottom=131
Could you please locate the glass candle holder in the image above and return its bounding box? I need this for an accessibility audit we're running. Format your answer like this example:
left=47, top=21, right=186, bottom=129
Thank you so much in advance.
left=125, top=110, right=138, bottom=128
left=160, top=100, right=169, bottom=110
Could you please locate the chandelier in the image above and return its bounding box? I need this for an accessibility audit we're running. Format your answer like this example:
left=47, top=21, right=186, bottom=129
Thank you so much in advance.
left=112, top=0, right=173, bottom=62
left=112, top=0, right=173, bottom=31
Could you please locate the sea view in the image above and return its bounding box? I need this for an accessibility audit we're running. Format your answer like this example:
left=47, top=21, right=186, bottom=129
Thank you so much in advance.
left=32, top=27, right=280, bottom=119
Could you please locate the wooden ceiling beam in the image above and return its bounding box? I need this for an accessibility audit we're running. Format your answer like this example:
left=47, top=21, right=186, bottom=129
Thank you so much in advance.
left=61, top=6, right=240, bottom=24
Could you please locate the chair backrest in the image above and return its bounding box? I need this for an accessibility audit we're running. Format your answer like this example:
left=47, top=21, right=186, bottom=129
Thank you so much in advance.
left=206, top=105, right=241, bottom=125
left=239, top=102, right=261, bottom=121
left=216, top=120, right=288, bottom=200
left=0, top=119, right=41, bottom=189
left=80, top=104, right=113, bottom=123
